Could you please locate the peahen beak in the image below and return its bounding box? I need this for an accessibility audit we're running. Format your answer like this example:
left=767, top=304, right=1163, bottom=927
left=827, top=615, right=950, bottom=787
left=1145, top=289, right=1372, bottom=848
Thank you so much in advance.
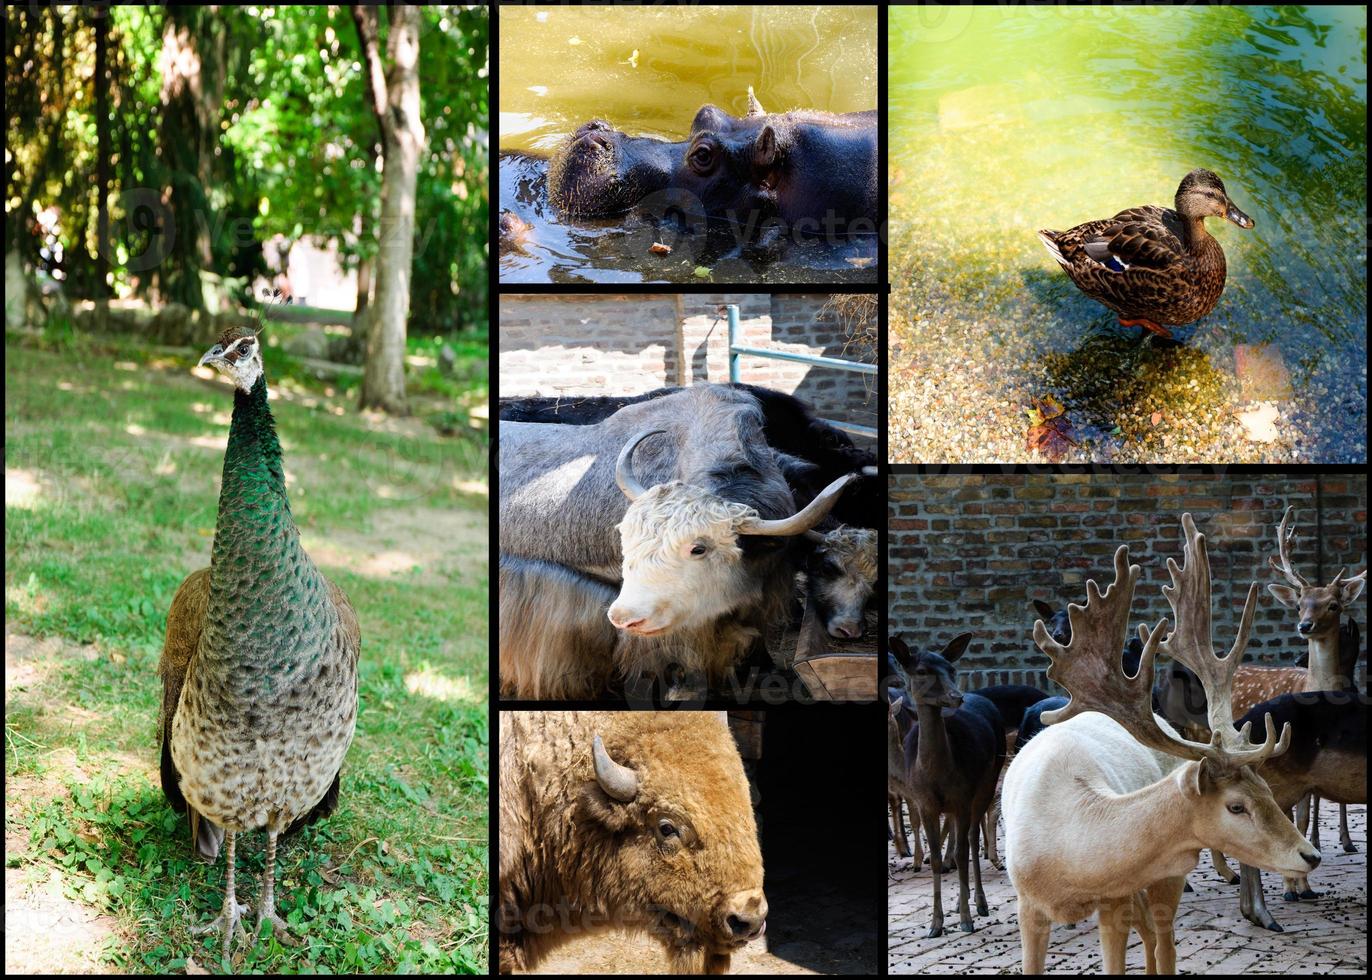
left=1225, top=204, right=1254, bottom=229
left=198, top=345, right=226, bottom=369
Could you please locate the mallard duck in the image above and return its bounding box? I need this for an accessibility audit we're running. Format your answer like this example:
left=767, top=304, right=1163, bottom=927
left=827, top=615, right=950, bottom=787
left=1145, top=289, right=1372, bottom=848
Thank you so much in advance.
left=1037, top=169, right=1254, bottom=339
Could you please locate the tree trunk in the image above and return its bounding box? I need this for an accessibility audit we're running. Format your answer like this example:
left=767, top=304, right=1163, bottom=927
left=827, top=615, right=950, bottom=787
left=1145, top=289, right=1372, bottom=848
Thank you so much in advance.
left=343, top=139, right=380, bottom=365
left=9, top=7, right=67, bottom=262
left=93, top=5, right=111, bottom=296
left=154, top=6, right=226, bottom=310
left=353, top=5, right=424, bottom=414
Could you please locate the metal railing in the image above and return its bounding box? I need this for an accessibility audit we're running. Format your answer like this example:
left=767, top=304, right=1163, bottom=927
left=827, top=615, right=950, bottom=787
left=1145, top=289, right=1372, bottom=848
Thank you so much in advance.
left=726, top=304, right=877, bottom=439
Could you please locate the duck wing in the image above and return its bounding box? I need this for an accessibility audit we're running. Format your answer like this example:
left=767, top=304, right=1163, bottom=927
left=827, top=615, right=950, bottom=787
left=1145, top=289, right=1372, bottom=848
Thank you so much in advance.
left=1062, top=205, right=1186, bottom=274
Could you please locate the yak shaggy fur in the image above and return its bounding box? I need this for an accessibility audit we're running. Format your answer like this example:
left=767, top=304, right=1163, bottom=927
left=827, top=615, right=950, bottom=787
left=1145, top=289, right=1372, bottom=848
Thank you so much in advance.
left=498, top=711, right=765, bottom=974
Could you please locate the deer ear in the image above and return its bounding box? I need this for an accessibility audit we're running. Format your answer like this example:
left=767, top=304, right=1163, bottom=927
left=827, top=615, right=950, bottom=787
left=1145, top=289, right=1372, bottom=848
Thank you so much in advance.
left=1190, top=759, right=1215, bottom=797
left=1032, top=599, right=1055, bottom=620
left=1266, top=583, right=1299, bottom=609
left=942, top=632, right=975, bottom=663
left=888, top=635, right=913, bottom=670
left=1338, top=575, right=1367, bottom=606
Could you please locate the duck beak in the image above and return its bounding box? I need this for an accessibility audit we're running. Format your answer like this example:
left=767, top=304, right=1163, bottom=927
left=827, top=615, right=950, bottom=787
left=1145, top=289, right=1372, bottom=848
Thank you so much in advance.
left=1225, top=203, right=1254, bottom=229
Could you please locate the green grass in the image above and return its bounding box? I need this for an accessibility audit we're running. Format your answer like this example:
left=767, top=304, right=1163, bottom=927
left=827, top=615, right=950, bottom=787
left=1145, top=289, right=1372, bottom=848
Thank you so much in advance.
left=4, top=330, right=490, bottom=974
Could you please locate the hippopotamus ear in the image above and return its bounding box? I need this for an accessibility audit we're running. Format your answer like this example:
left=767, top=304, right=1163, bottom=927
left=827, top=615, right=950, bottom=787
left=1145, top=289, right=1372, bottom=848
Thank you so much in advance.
left=754, top=126, right=779, bottom=168
left=746, top=85, right=766, bottom=117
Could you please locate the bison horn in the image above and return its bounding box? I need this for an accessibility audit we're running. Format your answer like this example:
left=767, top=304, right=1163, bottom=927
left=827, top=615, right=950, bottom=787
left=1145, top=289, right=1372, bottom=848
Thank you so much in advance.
left=739, top=472, right=857, bottom=537
left=592, top=734, right=639, bottom=802
left=746, top=85, right=766, bottom=117
left=615, top=429, right=663, bottom=502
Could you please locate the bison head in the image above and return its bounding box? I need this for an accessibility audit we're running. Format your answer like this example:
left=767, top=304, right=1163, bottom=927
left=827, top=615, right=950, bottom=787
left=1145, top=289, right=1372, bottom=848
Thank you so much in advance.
left=607, top=429, right=856, bottom=637
left=579, top=716, right=767, bottom=972
left=804, top=525, right=877, bottom=639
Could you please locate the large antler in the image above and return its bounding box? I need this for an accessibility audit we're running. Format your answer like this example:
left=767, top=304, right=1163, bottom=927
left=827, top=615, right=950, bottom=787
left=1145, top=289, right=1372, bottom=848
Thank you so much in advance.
left=1158, top=513, right=1290, bottom=768
left=1034, top=516, right=1290, bottom=771
left=1268, top=506, right=1308, bottom=589
left=1034, top=545, right=1177, bottom=756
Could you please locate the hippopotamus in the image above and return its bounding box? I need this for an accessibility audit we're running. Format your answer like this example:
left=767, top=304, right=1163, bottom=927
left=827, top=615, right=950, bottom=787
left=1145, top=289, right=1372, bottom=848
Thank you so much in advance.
left=544, top=89, right=876, bottom=238
left=546, top=120, right=686, bottom=218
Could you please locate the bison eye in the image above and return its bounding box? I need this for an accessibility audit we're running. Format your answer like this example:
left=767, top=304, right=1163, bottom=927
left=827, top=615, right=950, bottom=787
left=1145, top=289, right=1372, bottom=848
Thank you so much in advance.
left=658, top=818, right=679, bottom=838
left=1227, top=803, right=1245, bottom=815
left=689, top=543, right=708, bottom=557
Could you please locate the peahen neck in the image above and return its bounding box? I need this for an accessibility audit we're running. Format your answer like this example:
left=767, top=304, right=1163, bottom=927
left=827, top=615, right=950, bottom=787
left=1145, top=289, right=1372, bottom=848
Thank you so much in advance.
left=201, top=375, right=326, bottom=677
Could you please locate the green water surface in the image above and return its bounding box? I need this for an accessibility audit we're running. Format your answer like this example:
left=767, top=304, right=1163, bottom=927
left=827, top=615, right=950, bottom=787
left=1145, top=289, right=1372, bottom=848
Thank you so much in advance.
left=889, top=4, right=1366, bottom=463
left=499, top=5, right=878, bottom=285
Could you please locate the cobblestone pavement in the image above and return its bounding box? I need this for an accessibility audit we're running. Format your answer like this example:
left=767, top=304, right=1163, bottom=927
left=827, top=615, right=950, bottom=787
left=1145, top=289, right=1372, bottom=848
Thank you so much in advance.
left=889, top=801, right=1367, bottom=974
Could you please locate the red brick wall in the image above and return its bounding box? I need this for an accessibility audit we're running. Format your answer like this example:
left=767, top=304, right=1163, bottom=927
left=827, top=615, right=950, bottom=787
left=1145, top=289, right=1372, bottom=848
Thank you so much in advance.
left=889, top=473, right=1368, bottom=690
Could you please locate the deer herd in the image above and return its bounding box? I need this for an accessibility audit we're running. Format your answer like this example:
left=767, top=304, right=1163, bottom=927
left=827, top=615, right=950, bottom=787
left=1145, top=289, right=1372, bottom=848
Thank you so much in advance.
left=887, top=507, right=1367, bottom=973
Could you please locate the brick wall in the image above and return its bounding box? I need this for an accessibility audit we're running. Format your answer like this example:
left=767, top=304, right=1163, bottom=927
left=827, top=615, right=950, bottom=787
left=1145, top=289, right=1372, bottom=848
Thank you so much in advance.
left=889, top=473, right=1368, bottom=690
left=499, top=293, right=876, bottom=442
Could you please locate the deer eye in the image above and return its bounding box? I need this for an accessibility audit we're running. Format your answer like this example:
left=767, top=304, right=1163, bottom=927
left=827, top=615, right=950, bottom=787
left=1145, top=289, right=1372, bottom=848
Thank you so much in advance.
left=1227, top=803, right=1246, bottom=815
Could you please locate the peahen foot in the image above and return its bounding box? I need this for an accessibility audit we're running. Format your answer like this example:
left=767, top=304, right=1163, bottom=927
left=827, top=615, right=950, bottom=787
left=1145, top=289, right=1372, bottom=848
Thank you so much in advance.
left=1118, top=316, right=1172, bottom=339
left=193, top=896, right=250, bottom=960
left=255, top=907, right=299, bottom=947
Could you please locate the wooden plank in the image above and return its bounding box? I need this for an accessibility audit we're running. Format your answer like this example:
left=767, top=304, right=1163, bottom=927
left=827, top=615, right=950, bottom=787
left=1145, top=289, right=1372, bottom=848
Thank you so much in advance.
left=794, top=599, right=876, bottom=700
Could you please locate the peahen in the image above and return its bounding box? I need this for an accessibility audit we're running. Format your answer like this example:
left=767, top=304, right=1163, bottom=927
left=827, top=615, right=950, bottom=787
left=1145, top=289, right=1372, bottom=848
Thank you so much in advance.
left=159, top=324, right=360, bottom=957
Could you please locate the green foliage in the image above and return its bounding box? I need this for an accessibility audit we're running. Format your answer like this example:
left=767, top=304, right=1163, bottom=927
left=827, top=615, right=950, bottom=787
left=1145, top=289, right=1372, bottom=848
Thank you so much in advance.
left=4, top=337, right=489, bottom=973
left=6, top=5, right=488, bottom=333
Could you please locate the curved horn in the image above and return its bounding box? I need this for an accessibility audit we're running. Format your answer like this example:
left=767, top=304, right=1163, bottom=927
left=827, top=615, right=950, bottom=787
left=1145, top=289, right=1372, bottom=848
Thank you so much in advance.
left=746, top=85, right=766, bottom=116
left=592, top=734, right=639, bottom=802
left=614, top=429, right=664, bottom=502
left=739, top=472, right=857, bottom=537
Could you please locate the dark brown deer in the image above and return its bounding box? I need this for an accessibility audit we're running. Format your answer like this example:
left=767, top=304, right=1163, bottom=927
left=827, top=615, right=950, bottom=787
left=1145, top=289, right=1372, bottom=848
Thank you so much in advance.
left=1234, top=690, right=1366, bottom=931
left=888, top=633, right=1005, bottom=936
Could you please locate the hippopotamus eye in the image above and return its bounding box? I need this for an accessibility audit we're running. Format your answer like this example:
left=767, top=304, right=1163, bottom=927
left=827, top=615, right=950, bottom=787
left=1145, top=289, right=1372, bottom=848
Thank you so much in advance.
left=688, top=143, right=715, bottom=172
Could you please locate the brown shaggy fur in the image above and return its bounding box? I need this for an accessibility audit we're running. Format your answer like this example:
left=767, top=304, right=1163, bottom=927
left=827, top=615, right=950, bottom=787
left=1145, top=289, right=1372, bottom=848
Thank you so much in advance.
left=498, top=712, right=766, bottom=974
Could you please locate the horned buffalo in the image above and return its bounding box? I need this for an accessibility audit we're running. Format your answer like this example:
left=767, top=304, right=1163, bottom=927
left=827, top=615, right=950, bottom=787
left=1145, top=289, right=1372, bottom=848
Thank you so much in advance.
left=802, top=526, right=877, bottom=640
left=498, top=383, right=876, bottom=529
left=498, top=711, right=766, bottom=974
left=499, top=384, right=853, bottom=698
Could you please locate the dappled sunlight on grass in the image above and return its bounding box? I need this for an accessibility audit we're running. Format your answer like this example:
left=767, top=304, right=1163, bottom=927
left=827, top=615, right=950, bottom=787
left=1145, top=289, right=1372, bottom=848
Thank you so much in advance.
left=403, top=666, right=484, bottom=705
left=6, top=468, right=44, bottom=509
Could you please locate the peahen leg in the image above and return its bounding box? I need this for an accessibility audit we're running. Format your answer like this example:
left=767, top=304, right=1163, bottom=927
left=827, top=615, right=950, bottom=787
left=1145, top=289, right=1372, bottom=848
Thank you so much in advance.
left=191, top=829, right=250, bottom=960
left=255, top=830, right=299, bottom=946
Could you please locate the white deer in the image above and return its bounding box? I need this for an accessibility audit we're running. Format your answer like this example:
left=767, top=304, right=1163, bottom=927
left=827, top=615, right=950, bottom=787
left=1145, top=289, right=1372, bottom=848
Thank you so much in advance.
left=1002, top=514, right=1320, bottom=974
